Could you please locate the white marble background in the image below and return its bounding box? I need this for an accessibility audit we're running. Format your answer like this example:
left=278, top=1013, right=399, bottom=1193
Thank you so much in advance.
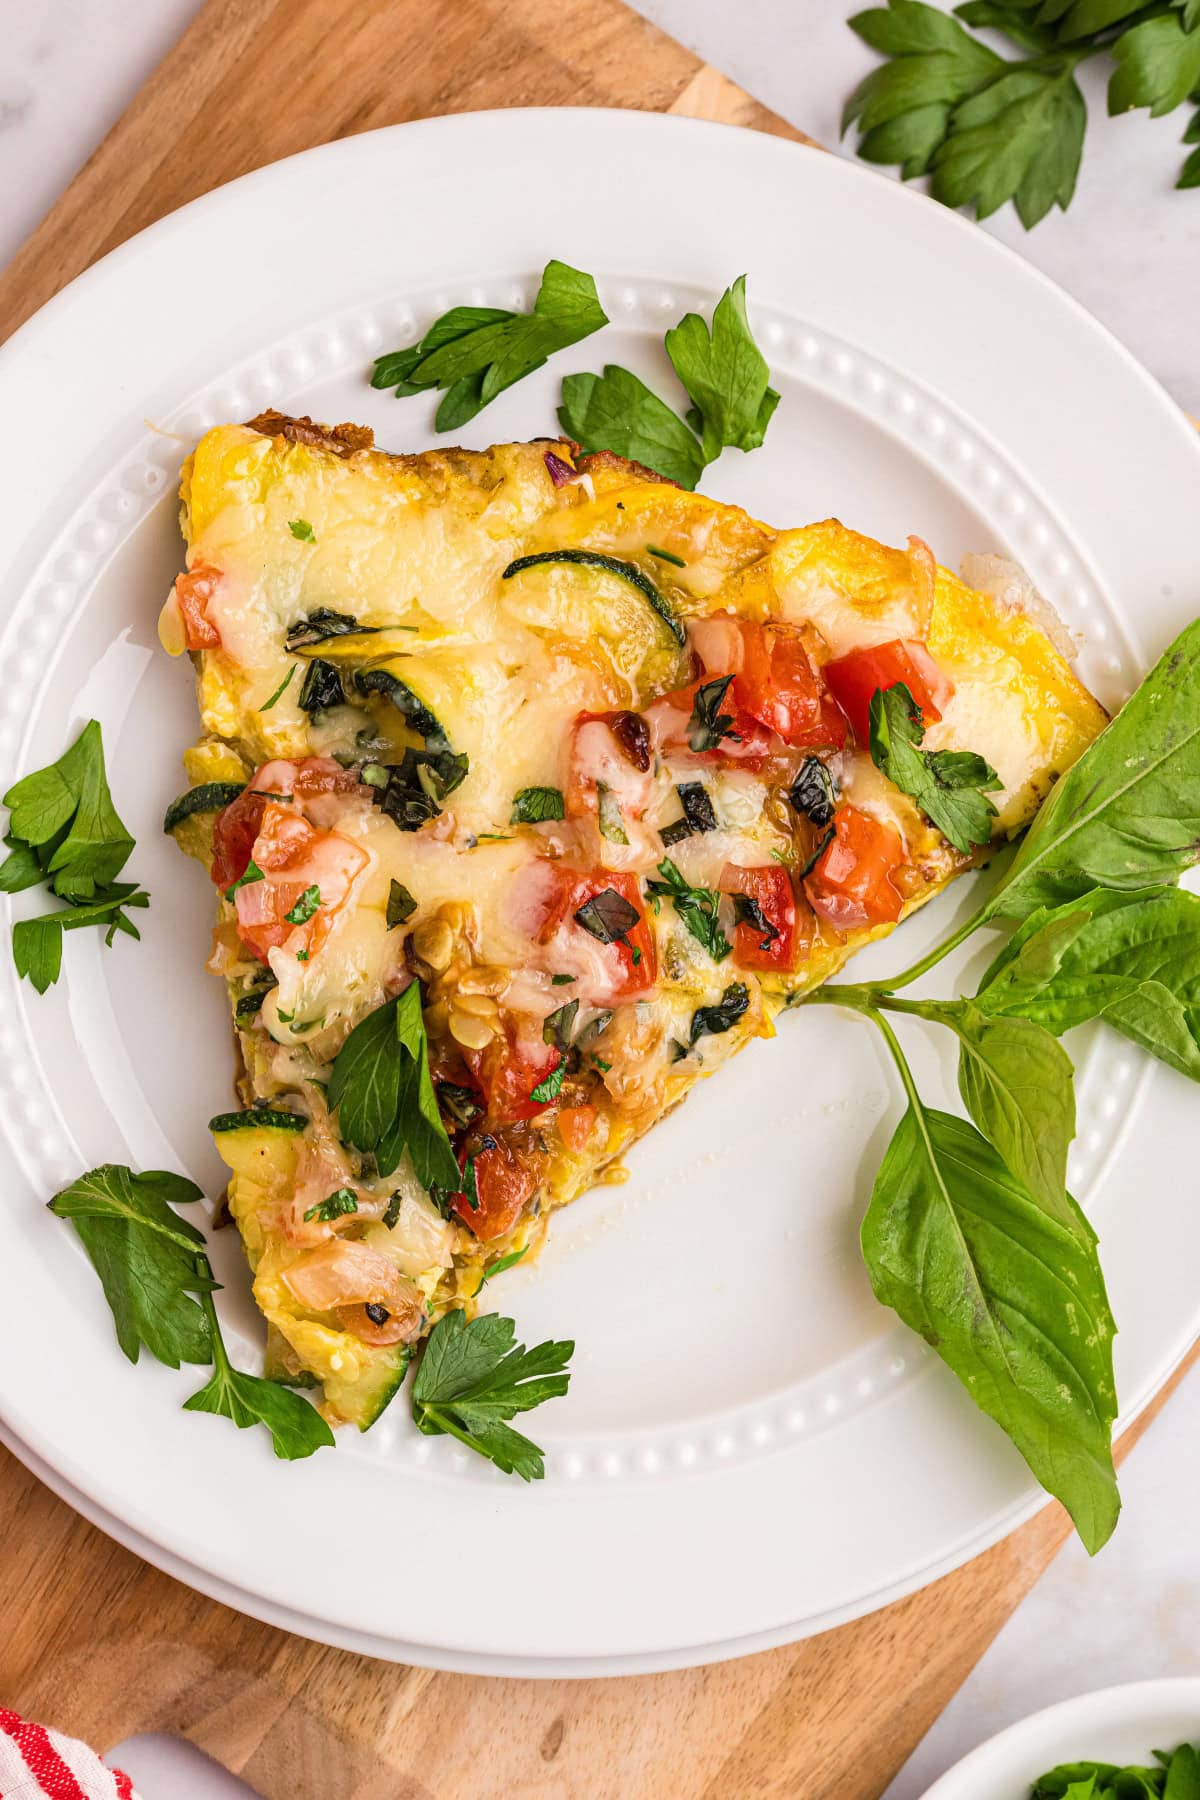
left=1, top=3, right=1196, bottom=1796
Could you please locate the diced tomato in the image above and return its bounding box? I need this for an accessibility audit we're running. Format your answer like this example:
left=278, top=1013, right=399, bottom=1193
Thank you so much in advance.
left=718, top=863, right=810, bottom=973
left=210, top=757, right=361, bottom=890
left=467, top=1024, right=563, bottom=1126
left=566, top=711, right=654, bottom=822
left=232, top=800, right=369, bottom=963
left=453, top=1140, right=537, bottom=1241
left=534, top=866, right=657, bottom=1000
left=728, top=621, right=847, bottom=750
left=649, top=678, right=774, bottom=771
left=804, top=805, right=905, bottom=931
left=174, top=562, right=223, bottom=650
left=823, top=640, right=952, bottom=744
left=558, top=1104, right=597, bottom=1152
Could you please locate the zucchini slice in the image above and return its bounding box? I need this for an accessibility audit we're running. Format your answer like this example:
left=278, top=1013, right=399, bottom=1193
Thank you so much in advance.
left=354, top=666, right=450, bottom=750
left=163, top=781, right=245, bottom=835
left=209, top=1108, right=308, bottom=1134
left=502, top=549, right=686, bottom=646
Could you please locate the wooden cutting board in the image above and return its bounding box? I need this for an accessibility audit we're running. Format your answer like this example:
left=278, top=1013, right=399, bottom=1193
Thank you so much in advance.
left=0, top=3, right=1193, bottom=1795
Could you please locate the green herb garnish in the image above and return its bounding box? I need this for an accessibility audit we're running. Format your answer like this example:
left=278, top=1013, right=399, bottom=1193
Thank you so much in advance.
left=1032, top=1735, right=1200, bottom=1796
left=511, top=786, right=565, bottom=824
left=869, top=683, right=1001, bottom=854
left=687, top=675, right=737, bottom=754
left=224, top=859, right=265, bottom=902
left=303, top=1188, right=359, bottom=1223
left=386, top=879, right=417, bottom=929
left=284, top=884, right=321, bottom=925
left=411, top=1308, right=573, bottom=1481
left=289, top=519, right=316, bottom=542
left=529, top=1060, right=566, bottom=1104
left=646, top=544, right=686, bottom=567
left=573, top=886, right=642, bottom=948
left=50, top=1165, right=333, bottom=1460
left=372, top=260, right=607, bottom=430
left=646, top=858, right=730, bottom=963
left=259, top=664, right=298, bottom=712
left=844, top=0, right=1200, bottom=225
left=328, top=984, right=459, bottom=1187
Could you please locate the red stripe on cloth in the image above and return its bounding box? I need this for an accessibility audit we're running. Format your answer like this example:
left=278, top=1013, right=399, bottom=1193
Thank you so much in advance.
left=0, top=1710, right=88, bottom=1799
left=113, top=1770, right=134, bottom=1799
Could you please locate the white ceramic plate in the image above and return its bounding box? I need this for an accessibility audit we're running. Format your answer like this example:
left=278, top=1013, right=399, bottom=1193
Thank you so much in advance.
left=920, top=1679, right=1200, bottom=1798
left=1, top=109, right=1198, bottom=1676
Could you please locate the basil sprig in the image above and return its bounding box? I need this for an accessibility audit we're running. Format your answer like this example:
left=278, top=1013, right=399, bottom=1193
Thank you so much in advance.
left=799, top=614, right=1200, bottom=1553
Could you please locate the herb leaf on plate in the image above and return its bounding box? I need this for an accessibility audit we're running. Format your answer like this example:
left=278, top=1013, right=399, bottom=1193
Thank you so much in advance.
left=664, top=275, right=780, bottom=464
left=372, top=261, right=608, bottom=430
left=411, top=1308, right=574, bottom=1481
left=946, top=1001, right=1077, bottom=1215
left=558, top=364, right=708, bottom=490
left=329, top=983, right=460, bottom=1189
left=4, top=719, right=135, bottom=900
left=869, top=682, right=1001, bottom=853
left=49, top=1165, right=216, bottom=1367
left=860, top=1041, right=1119, bottom=1553
left=975, top=886, right=1200, bottom=1080
left=184, top=1294, right=335, bottom=1461
left=984, top=617, right=1200, bottom=922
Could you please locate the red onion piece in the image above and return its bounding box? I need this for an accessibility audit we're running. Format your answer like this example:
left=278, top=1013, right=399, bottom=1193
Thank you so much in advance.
left=544, top=451, right=577, bottom=488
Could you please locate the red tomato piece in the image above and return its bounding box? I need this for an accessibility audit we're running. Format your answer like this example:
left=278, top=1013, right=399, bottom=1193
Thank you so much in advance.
left=823, top=640, right=952, bottom=745
left=453, top=1140, right=538, bottom=1241
left=211, top=789, right=267, bottom=892
left=210, top=758, right=361, bottom=890
left=719, top=863, right=809, bottom=973
left=804, top=805, right=905, bottom=931
left=558, top=1104, right=597, bottom=1152
left=729, top=622, right=847, bottom=751
left=650, top=678, right=774, bottom=771
left=536, top=866, right=658, bottom=1000
left=468, top=1025, right=563, bottom=1126
left=566, top=712, right=654, bottom=822
left=174, top=562, right=223, bottom=651
left=231, top=800, right=369, bottom=963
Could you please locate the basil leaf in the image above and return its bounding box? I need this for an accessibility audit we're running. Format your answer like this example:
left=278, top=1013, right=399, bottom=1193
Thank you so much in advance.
left=511, top=786, right=565, bottom=824
left=869, top=683, right=1000, bottom=852
left=731, top=891, right=782, bottom=952
left=788, top=756, right=837, bottom=828
left=862, top=1101, right=1119, bottom=1553
left=529, top=1060, right=565, bottom=1104
left=687, top=675, right=736, bottom=753
left=374, top=262, right=607, bottom=427
left=284, top=608, right=374, bottom=650
left=942, top=1001, right=1077, bottom=1217
left=284, top=884, right=321, bottom=925
left=543, top=1000, right=579, bottom=1051
left=328, top=999, right=404, bottom=1153
left=976, top=887, right=1200, bottom=1081
left=49, top=1166, right=215, bottom=1367
left=573, top=886, right=642, bottom=946
left=558, top=365, right=708, bottom=490
left=646, top=858, right=730, bottom=962
left=302, top=1188, right=358, bottom=1223
left=689, top=981, right=750, bottom=1045
left=664, top=276, right=779, bottom=465
left=985, top=618, right=1200, bottom=922
left=386, top=880, right=417, bottom=929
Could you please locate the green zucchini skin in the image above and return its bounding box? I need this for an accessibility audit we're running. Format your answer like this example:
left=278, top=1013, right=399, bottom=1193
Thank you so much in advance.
left=208, top=1108, right=308, bottom=1134
left=501, top=549, right=686, bottom=646
left=354, top=668, right=449, bottom=750
left=163, top=781, right=246, bottom=835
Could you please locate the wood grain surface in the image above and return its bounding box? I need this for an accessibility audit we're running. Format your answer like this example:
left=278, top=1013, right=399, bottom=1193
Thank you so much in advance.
left=0, top=2, right=1188, bottom=1796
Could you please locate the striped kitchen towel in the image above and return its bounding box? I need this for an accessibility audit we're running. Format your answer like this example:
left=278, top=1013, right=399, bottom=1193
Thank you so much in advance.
left=0, top=1710, right=139, bottom=1798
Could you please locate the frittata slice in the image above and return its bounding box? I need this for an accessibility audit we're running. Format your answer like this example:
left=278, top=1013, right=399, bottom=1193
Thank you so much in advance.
left=160, top=413, right=1105, bottom=1428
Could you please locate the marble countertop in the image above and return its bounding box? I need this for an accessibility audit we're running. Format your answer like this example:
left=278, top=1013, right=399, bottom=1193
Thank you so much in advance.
left=1, top=3, right=1196, bottom=1796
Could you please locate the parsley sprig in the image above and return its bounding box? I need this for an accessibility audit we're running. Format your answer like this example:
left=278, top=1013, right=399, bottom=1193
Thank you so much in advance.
left=49, top=1165, right=334, bottom=1459
left=845, top=0, right=1200, bottom=225
left=869, top=682, right=1001, bottom=853
left=411, top=1308, right=573, bottom=1480
left=646, top=857, right=731, bottom=963
left=371, top=261, right=607, bottom=431
left=559, top=276, right=778, bottom=490
left=2, top=721, right=150, bottom=991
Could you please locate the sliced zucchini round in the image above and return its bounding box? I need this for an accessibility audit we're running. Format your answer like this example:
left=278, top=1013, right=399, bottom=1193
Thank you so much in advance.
left=502, top=549, right=686, bottom=646
left=163, top=781, right=245, bottom=835
left=209, top=1108, right=308, bottom=1134
left=354, top=665, right=450, bottom=750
